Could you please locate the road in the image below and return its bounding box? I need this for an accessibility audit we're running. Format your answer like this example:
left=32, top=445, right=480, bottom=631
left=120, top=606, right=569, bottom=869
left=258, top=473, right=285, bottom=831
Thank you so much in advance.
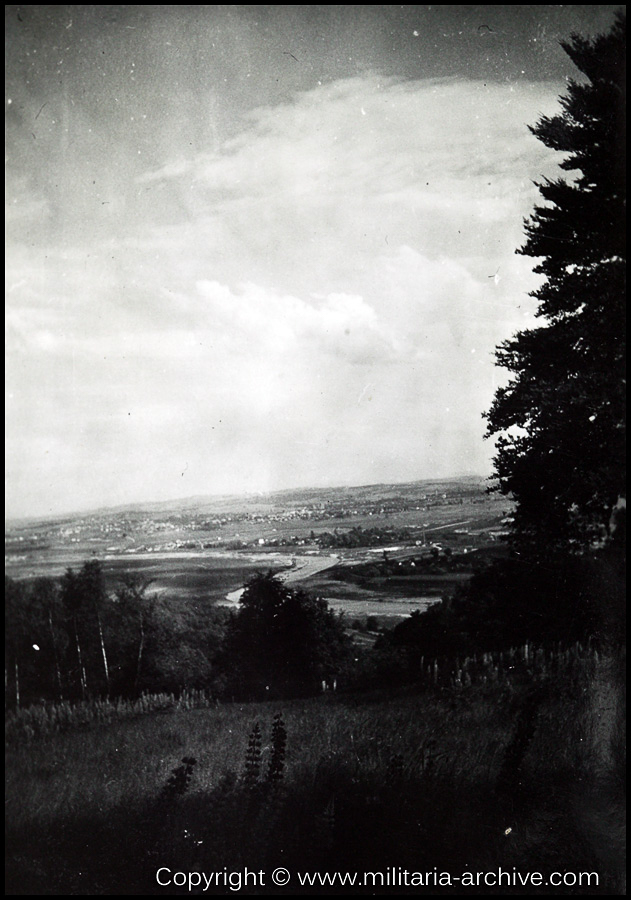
left=222, top=554, right=339, bottom=606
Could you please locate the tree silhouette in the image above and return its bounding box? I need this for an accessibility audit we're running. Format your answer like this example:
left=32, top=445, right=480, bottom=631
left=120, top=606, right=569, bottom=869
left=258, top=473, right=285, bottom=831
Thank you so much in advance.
left=485, top=13, right=625, bottom=558
left=30, top=577, right=67, bottom=700
left=59, top=560, right=112, bottom=697
left=80, top=560, right=111, bottom=696
left=220, top=571, right=350, bottom=699
left=60, top=567, right=89, bottom=698
left=5, top=577, right=30, bottom=708
left=115, top=574, right=155, bottom=696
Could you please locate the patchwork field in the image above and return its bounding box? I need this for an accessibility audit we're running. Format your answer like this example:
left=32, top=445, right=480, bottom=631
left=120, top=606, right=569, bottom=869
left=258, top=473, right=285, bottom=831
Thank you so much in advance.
left=5, top=476, right=511, bottom=616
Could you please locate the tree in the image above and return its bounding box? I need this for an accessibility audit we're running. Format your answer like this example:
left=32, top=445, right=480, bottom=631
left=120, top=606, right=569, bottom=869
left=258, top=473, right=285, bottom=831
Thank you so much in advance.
left=29, top=577, right=67, bottom=700
left=5, top=577, right=30, bottom=708
left=80, top=560, right=111, bottom=696
left=114, top=574, right=155, bottom=696
left=59, top=561, right=111, bottom=698
left=379, top=556, right=599, bottom=662
left=60, top=567, right=90, bottom=698
left=485, top=14, right=625, bottom=558
left=220, top=571, right=351, bottom=699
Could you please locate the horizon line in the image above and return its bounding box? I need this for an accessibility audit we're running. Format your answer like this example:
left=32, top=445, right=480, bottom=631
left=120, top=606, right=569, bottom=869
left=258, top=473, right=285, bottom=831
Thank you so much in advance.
left=5, top=472, right=495, bottom=527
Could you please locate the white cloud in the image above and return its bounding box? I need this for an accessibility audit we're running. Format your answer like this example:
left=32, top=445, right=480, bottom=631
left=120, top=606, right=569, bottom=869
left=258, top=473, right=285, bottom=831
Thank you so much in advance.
left=194, top=280, right=396, bottom=364
left=136, top=158, right=193, bottom=185
left=140, top=76, right=559, bottom=224
left=127, top=75, right=560, bottom=313
left=6, top=74, right=563, bottom=516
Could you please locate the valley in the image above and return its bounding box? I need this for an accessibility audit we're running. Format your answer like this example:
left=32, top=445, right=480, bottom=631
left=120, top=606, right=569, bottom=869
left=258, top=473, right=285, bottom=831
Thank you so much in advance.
left=6, top=476, right=511, bottom=623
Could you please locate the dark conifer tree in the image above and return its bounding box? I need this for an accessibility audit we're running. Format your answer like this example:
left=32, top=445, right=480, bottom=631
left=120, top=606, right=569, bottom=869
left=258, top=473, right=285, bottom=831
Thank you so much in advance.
left=485, top=13, right=626, bottom=557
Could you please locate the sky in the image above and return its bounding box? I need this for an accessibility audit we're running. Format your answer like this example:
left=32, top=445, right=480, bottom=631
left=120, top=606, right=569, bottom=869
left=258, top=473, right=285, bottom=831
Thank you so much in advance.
left=5, top=5, right=622, bottom=520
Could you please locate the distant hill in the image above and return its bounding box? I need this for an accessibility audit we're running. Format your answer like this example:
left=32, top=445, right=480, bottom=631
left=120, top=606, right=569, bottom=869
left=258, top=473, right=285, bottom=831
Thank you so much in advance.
left=6, top=475, right=489, bottom=529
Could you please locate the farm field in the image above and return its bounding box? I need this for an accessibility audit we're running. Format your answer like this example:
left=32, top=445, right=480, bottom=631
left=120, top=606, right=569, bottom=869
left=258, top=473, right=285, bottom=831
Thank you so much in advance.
left=4, top=548, right=292, bottom=603
left=5, top=477, right=511, bottom=614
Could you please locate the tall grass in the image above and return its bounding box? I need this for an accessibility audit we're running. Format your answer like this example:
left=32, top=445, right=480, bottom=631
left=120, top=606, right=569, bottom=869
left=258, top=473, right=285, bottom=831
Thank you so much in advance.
left=6, top=645, right=625, bottom=894
left=5, top=688, right=216, bottom=743
left=5, top=641, right=596, bottom=745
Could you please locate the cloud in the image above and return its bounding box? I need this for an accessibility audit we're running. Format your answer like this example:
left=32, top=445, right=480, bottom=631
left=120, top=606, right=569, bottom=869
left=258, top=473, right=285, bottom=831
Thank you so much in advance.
left=6, top=73, right=563, bottom=516
left=136, top=158, right=194, bottom=185
left=128, top=74, right=561, bottom=312
left=194, top=280, right=397, bottom=364
left=139, top=75, right=559, bottom=227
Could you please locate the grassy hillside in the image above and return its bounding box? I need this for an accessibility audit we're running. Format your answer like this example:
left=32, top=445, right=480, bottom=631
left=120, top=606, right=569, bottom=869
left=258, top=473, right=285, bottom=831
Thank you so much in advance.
left=5, top=647, right=625, bottom=895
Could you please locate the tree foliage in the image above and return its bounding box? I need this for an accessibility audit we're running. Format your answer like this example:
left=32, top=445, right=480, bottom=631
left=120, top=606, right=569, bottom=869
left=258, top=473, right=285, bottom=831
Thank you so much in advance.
left=485, top=14, right=626, bottom=557
left=377, top=555, right=602, bottom=663
left=220, top=571, right=351, bottom=700
left=5, top=562, right=230, bottom=707
left=5, top=563, right=352, bottom=707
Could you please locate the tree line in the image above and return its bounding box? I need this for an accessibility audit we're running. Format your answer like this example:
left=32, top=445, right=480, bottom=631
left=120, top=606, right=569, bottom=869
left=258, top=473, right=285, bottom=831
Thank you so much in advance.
left=5, top=561, right=228, bottom=708
left=5, top=564, right=352, bottom=709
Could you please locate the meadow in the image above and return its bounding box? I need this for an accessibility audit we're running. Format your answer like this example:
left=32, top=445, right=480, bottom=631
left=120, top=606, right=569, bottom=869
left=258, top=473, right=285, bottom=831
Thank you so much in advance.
left=5, top=644, right=625, bottom=895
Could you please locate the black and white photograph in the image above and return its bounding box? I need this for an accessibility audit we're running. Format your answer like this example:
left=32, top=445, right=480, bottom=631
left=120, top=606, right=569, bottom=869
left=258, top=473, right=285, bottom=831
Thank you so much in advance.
left=5, top=5, right=625, bottom=894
